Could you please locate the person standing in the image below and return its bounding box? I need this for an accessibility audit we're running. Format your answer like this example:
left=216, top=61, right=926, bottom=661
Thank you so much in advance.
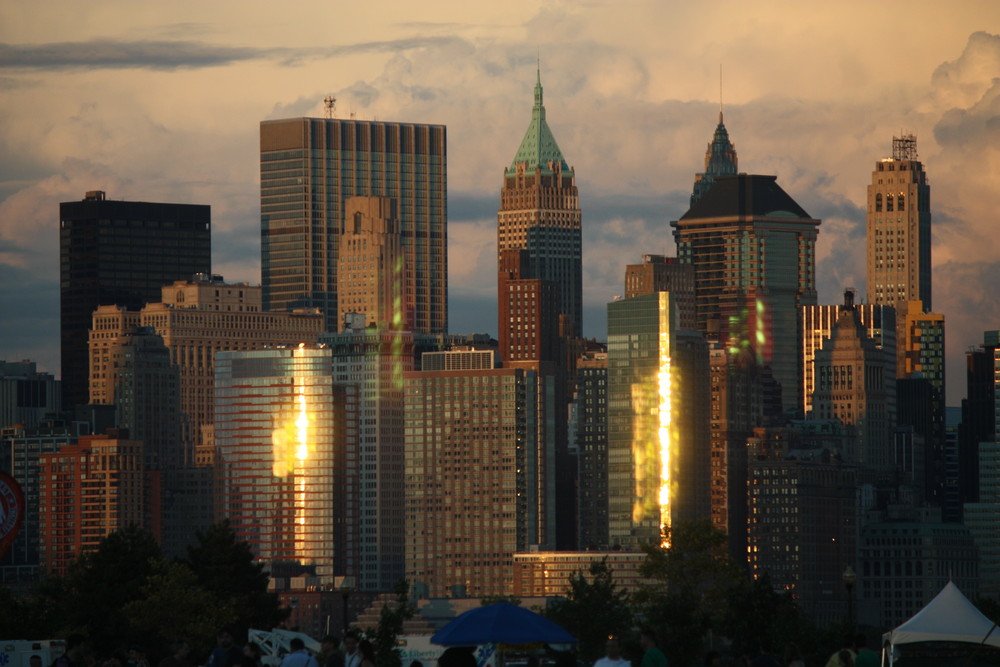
left=158, top=641, right=192, bottom=667
left=594, top=637, right=630, bottom=667
left=357, top=641, right=376, bottom=667
left=279, top=639, right=318, bottom=667
left=640, top=630, right=667, bottom=667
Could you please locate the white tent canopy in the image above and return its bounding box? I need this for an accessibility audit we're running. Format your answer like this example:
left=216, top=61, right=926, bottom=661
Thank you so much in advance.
left=883, top=581, right=1000, bottom=664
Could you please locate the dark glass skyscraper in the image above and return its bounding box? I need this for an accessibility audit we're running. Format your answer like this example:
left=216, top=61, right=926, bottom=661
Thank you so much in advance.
left=260, top=118, right=447, bottom=334
left=59, top=191, right=210, bottom=408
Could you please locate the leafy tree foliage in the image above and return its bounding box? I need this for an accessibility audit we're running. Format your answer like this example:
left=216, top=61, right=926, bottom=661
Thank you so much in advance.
left=183, top=520, right=288, bottom=637
left=544, top=560, right=634, bottom=665
left=363, top=580, right=415, bottom=667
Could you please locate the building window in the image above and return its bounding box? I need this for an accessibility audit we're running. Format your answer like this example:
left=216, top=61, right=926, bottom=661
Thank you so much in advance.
left=898, top=194, right=904, bottom=211
left=886, top=195, right=894, bottom=212
left=875, top=193, right=883, bottom=212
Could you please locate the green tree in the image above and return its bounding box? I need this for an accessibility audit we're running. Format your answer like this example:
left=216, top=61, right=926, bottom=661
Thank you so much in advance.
left=184, top=520, right=288, bottom=637
left=544, top=559, right=634, bottom=664
left=721, top=573, right=809, bottom=658
left=57, top=524, right=166, bottom=655
left=364, top=580, right=415, bottom=667
left=636, top=520, right=743, bottom=666
left=124, top=559, right=238, bottom=659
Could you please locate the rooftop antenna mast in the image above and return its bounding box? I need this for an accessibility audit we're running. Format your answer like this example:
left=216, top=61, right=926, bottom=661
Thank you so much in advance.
left=324, top=96, right=337, bottom=119
left=719, top=64, right=724, bottom=123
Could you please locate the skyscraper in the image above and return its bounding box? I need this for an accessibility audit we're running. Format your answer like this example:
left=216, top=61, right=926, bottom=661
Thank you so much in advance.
left=260, top=118, right=447, bottom=334
left=60, top=190, right=211, bottom=408
left=214, top=347, right=355, bottom=587
left=866, top=135, right=931, bottom=312
left=607, top=292, right=710, bottom=548
left=337, top=196, right=404, bottom=330
left=690, top=111, right=738, bottom=206
left=672, top=174, right=820, bottom=416
left=497, top=71, right=582, bottom=338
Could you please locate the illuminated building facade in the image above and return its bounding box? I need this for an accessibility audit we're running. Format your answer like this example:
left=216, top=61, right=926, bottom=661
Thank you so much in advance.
left=512, top=551, right=650, bottom=597
left=405, top=357, right=545, bottom=598
left=799, top=301, right=896, bottom=416
left=89, top=276, right=323, bottom=466
left=214, top=347, right=356, bottom=587
left=337, top=196, right=405, bottom=330
left=497, top=71, right=582, bottom=339
left=498, top=249, right=560, bottom=364
left=691, top=110, right=738, bottom=207
left=624, top=255, right=696, bottom=330
left=809, top=293, right=895, bottom=469
left=866, top=135, right=931, bottom=313
left=672, top=174, right=820, bottom=416
left=321, top=328, right=413, bottom=591
left=574, top=346, right=608, bottom=550
left=900, top=304, right=944, bottom=391
left=607, top=292, right=710, bottom=548
left=38, top=431, right=144, bottom=574
left=60, top=190, right=210, bottom=409
left=260, top=117, right=447, bottom=334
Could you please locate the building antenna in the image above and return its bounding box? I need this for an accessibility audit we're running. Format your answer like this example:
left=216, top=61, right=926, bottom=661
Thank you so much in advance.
left=324, top=96, right=336, bottom=119
left=719, top=64, right=724, bottom=124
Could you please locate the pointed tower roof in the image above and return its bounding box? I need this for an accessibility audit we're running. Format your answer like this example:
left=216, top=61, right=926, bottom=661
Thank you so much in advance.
left=705, top=111, right=738, bottom=177
left=508, top=69, right=570, bottom=175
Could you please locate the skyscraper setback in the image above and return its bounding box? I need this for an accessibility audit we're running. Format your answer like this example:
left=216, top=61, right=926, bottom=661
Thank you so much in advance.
left=260, top=117, right=447, bottom=333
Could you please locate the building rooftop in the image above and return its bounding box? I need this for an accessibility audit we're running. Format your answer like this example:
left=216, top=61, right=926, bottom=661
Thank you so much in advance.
left=507, top=69, right=570, bottom=175
left=680, top=173, right=813, bottom=221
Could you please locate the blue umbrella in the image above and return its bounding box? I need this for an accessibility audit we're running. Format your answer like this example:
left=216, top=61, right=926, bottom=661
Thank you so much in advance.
left=431, top=602, right=577, bottom=647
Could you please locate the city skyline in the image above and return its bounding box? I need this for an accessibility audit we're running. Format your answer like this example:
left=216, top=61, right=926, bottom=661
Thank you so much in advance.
left=1, top=2, right=998, bottom=404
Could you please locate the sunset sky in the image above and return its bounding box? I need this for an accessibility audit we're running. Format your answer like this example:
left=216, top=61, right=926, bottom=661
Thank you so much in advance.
left=1, top=1, right=998, bottom=404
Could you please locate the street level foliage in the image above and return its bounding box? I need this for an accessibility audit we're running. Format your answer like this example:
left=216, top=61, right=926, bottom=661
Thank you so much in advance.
left=0, top=522, right=287, bottom=662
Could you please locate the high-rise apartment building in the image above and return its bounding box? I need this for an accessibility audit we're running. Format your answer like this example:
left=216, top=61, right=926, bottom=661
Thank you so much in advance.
left=498, top=249, right=560, bottom=364
left=60, top=191, right=210, bottom=408
left=215, top=347, right=356, bottom=587
left=866, top=135, right=931, bottom=312
left=900, top=305, right=945, bottom=391
left=497, top=71, right=582, bottom=338
left=260, top=117, right=447, bottom=333
left=38, top=431, right=144, bottom=574
left=89, top=276, right=323, bottom=465
left=607, top=293, right=710, bottom=548
left=672, top=174, right=820, bottom=416
left=404, top=351, right=548, bottom=598
left=690, top=111, right=738, bottom=206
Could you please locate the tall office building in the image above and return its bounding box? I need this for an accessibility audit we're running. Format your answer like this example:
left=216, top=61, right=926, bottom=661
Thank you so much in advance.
left=497, top=71, right=582, bottom=338
left=320, top=328, right=414, bottom=591
left=809, top=292, right=895, bottom=470
left=959, top=331, right=1000, bottom=506
left=672, top=174, right=820, bottom=416
left=900, top=305, right=945, bottom=391
left=60, top=191, right=210, bottom=408
left=800, top=301, right=896, bottom=416
left=690, top=111, right=738, bottom=206
left=0, top=361, right=61, bottom=430
left=498, top=249, right=560, bottom=364
left=607, top=293, right=710, bottom=548
left=623, top=255, right=696, bottom=330
left=405, top=351, right=549, bottom=597
left=215, top=347, right=356, bottom=587
left=38, top=431, right=144, bottom=574
left=260, top=117, right=447, bottom=333
left=337, top=197, right=405, bottom=330
left=573, top=345, right=608, bottom=550
left=866, top=135, right=931, bottom=312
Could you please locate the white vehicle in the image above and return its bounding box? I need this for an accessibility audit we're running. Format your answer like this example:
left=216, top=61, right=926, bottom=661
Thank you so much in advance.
left=0, top=640, right=66, bottom=667
left=247, top=629, right=322, bottom=667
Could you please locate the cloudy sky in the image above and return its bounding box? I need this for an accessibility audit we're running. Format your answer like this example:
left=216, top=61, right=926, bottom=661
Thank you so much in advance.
left=1, top=1, right=998, bottom=405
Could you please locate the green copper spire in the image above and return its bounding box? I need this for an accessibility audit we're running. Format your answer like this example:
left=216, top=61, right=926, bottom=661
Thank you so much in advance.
left=508, top=68, right=570, bottom=174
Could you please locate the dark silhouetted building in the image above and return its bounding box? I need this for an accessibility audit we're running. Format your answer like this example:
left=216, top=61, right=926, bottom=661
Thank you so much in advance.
left=690, top=110, right=738, bottom=206
left=59, top=191, right=210, bottom=408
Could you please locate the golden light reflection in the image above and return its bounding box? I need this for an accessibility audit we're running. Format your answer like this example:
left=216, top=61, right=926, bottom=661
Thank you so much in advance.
left=657, top=329, right=672, bottom=549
